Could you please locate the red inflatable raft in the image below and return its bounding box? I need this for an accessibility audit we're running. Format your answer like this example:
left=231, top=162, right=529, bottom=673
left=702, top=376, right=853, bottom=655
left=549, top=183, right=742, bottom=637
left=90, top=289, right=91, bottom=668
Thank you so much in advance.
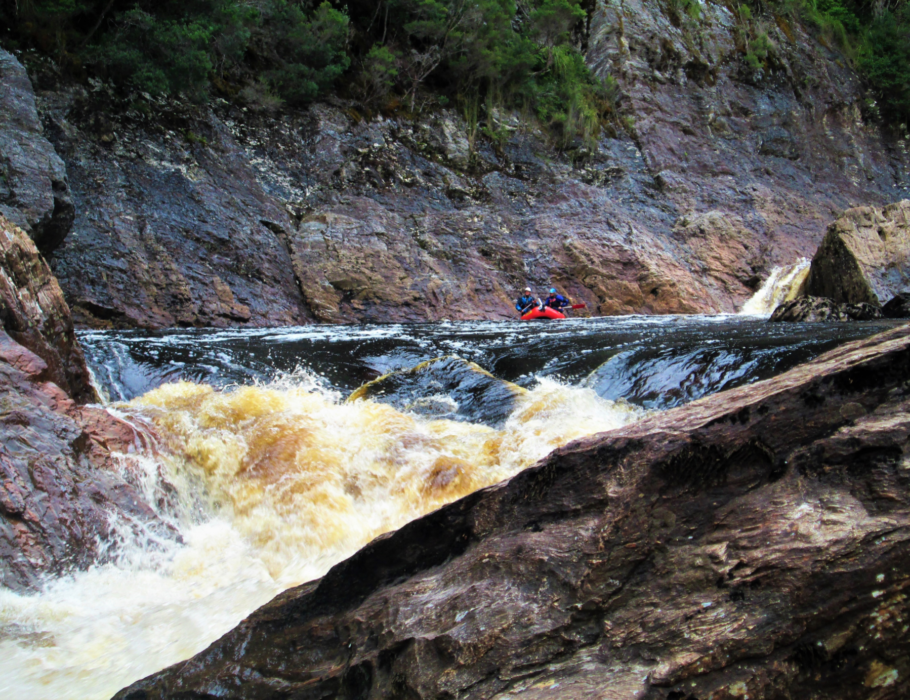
left=521, top=306, right=566, bottom=321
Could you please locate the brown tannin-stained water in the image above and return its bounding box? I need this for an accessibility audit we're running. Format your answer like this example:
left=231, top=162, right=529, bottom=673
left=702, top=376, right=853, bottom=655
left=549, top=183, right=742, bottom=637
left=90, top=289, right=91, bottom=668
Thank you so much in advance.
left=0, top=311, right=902, bottom=699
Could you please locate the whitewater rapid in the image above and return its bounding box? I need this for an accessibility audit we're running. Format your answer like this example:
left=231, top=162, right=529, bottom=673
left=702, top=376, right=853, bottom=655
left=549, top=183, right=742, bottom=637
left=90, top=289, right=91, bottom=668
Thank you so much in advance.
left=0, top=373, right=644, bottom=700
left=0, top=261, right=894, bottom=698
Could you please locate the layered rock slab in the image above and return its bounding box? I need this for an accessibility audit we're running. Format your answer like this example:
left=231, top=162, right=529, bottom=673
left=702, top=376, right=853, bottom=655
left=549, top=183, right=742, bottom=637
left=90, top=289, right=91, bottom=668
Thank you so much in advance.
left=1, top=213, right=94, bottom=402
left=117, top=324, right=910, bottom=700
left=803, top=200, right=910, bottom=306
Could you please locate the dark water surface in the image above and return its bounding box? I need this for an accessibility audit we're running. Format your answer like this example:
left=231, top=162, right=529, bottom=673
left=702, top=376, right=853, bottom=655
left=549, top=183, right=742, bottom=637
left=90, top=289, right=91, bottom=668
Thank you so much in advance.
left=80, top=315, right=903, bottom=410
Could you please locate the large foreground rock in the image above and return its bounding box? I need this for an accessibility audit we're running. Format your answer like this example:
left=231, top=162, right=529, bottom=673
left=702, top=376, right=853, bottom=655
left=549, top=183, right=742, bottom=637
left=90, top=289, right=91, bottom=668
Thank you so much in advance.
left=0, top=215, right=173, bottom=590
left=803, top=200, right=910, bottom=306
left=117, top=323, right=910, bottom=700
left=0, top=49, right=74, bottom=254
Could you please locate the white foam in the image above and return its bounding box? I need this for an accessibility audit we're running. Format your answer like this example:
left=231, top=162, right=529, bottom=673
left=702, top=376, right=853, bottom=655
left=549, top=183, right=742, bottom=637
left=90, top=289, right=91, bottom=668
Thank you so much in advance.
left=740, top=259, right=811, bottom=315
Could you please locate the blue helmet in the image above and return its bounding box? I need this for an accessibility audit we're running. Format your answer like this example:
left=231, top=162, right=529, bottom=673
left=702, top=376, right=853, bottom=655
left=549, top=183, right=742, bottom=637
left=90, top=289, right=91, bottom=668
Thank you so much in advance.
left=549, top=288, right=557, bottom=293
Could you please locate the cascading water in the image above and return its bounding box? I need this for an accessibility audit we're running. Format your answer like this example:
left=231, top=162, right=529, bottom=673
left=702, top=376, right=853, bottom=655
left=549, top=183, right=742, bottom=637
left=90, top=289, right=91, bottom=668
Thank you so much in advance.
left=740, top=258, right=812, bottom=315
left=0, top=315, right=902, bottom=699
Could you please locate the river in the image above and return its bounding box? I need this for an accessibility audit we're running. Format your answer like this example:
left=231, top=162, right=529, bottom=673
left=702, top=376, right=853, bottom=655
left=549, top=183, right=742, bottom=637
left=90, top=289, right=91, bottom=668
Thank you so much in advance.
left=0, top=302, right=901, bottom=698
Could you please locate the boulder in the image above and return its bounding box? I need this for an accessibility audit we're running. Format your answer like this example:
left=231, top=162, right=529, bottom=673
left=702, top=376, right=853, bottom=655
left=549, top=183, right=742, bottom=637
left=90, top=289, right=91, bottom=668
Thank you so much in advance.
left=116, top=324, right=910, bottom=700
left=803, top=200, right=910, bottom=306
left=882, top=292, right=910, bottom=319
left=0, top=214, right=95, bottom=402
left=0, top=48, right=74, bottom=254
left=769, top=295, right=884, bottom=322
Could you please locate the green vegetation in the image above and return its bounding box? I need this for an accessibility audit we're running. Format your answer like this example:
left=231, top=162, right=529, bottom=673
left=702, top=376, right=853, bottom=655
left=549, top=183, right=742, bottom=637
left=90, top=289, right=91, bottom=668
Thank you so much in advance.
left=4, top=0, right=905, bottom=140
left=1, top=0, right=614, bottom=146
left=739, top=0, right=910, bottom=123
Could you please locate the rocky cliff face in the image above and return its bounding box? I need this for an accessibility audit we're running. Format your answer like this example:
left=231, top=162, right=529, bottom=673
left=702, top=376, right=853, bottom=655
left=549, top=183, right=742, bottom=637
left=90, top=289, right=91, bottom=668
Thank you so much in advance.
left=14, top=0, right=906, bottom=328
left=0, top=49, right=74, bottom=255
left=116, top=324, right=910, bottom=700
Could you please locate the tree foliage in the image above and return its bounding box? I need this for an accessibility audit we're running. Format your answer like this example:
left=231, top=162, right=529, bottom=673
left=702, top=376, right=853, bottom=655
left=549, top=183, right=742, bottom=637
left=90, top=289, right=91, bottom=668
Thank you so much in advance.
left=743, top=0, right=910, bottom=122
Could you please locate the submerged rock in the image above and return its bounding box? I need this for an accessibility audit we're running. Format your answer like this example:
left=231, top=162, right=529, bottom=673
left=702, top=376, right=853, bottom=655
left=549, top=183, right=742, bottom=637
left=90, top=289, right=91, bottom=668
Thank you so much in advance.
left=803, top=200, right=910, bottom=306
left=349, top=355, right=526, bottom=428
left=769, top=295, right=884, bottom=322
left=117, top=324, right=910, bottom=699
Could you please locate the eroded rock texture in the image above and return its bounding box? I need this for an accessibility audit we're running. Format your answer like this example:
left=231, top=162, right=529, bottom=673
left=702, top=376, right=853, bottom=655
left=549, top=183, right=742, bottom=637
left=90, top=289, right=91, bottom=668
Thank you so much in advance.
left=117, top=324, right=910, bottom=700
left=0, top=215, right=171, bottom=590
left=769, top=295, right=883, bottom=322
left=0, top=48, right=74, bottom=255
left=24, top=0, right=907, bottom=327
left=0, top=214, right=94, bottom=402
left=803, top=200, right=910, bottom=306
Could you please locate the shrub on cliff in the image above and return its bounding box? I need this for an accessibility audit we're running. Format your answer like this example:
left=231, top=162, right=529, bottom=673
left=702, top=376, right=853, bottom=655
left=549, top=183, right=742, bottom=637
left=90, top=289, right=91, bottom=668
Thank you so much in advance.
left=740, top=0, right=910, bottom=123
left=0, top=0, right=609, bottom=143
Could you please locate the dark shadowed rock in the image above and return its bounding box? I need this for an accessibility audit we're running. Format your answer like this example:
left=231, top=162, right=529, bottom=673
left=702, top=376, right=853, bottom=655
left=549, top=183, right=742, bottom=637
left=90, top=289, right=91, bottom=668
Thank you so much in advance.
left=769, top=295, right=884, bottom=322
left=883, top=292, right=910, bottom=319
left=803, top=200, right=910, bottom=306
left=0, top=48, right=74, bottom=255
left=41, top=94, right=313, bottom=330
left=348, top=355, right=526, bottom=427
left=115, top=324, right=910, bottom=700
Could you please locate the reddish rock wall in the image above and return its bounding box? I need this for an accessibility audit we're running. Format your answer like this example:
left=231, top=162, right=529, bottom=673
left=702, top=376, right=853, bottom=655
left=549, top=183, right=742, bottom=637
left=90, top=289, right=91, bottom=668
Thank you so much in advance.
left=22, top=1, right=907, bottom=327
left=0, top=215, right=170, bottom=590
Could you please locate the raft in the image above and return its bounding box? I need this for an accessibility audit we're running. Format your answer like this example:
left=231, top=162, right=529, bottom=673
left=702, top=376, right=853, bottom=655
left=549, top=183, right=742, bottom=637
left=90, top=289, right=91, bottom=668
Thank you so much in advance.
left=521, top=307, right=566, bottom=321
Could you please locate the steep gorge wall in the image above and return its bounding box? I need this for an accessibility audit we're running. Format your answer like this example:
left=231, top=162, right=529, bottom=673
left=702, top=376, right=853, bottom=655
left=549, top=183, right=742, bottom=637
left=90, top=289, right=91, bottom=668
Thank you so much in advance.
left=0, top=50, right=170, bottom=590
left=14, top=0, right=910, bottom=328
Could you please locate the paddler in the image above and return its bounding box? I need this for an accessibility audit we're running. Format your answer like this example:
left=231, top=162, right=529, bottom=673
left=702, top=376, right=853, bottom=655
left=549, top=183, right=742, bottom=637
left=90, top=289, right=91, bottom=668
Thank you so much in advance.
left=543, top=288, right=570, bottom=312
left=515, top=287, right=538, bottom=316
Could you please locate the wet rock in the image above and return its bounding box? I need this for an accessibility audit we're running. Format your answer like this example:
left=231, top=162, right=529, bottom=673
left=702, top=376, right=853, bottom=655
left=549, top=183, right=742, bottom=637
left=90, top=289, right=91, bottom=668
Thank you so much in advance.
left=0, top=328, right=172, bottom=591
left=349, top=355, right=526, bottom=428
left=769, top=295, right=884, bottom=322
left=803, top=200, right=910, bottom=306
left=883, top=292, right=910, bottom=319
left=116, top=324, right=910, bottom=700
left=0, top=215, right=174, bottom=590
left=0, top=214, right=95, bottom=402
left=0, top=49, right=74, bottom=255
left=41, top=93, right=312, bottom=329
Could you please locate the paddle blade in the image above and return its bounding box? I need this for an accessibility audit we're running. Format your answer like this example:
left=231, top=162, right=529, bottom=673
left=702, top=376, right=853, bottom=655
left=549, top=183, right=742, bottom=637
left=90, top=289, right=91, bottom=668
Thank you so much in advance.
left=570, top=303, right=587, bottom=309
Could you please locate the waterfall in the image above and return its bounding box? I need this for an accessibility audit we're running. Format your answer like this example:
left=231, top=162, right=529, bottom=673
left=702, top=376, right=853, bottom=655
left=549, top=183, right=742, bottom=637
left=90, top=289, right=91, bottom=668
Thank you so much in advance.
left=740, top=259, right=811, bottom=315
